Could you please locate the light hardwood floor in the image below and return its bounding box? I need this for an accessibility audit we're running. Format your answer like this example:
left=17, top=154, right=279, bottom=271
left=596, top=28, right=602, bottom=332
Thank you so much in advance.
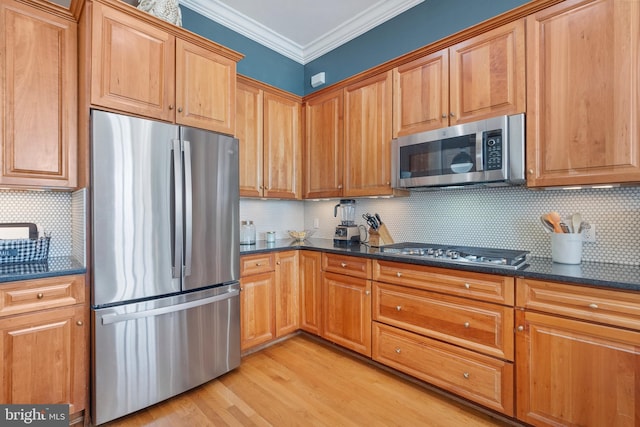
left=101, top=334, right=515, bottom=426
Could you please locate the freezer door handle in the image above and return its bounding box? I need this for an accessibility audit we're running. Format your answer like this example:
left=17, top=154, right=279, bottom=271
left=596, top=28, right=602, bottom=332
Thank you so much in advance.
left=183, top=140, right=193, bottom=277
left=172, top=139, right=183, bottom=279
left=100, top=288, right=240, bottom=325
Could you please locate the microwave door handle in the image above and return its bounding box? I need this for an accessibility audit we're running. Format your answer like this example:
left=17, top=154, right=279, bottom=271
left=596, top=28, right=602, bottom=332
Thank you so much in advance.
left=476, top=133, right=484, bottom=172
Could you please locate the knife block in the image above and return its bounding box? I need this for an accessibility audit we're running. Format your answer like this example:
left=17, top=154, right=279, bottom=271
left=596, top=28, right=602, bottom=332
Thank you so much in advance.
left=368, top=226, right=394, bottom=247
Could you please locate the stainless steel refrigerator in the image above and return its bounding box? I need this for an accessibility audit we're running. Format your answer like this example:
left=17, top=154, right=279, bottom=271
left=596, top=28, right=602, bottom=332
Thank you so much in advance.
left=90, top=110, right=240, bottom=425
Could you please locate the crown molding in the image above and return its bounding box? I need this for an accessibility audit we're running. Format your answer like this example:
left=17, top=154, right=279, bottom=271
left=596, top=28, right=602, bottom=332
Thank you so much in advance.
left=179, top=0, right=424, bottom=64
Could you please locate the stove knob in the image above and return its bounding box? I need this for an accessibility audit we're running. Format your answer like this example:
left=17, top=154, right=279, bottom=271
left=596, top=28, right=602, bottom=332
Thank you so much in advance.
left=450, top=251, right=459, bottom=259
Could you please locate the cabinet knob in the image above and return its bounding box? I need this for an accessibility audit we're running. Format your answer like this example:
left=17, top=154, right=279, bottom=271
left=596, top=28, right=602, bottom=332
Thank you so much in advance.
left=337, top=184, right=343, bottom=189
left=463, top=322, right=470, bottom=328
left=178, top=107, right=183, bottom=113
left=37, top=293, right=44, bottom=299
left=450, top=112, right=455, bottom=117
left=341, top=262, right=347, bottom=268
left=464, top=283, right=470, bottom=289
left=395, top=348, right=401, bottom=354
left=396, top=272, right=402, bottom=277
left=517, top=325, right=524, bottom=332
left=396, top=305, right=402, bottom=311
left=588, top=303, right=599, bottom=309
left=276, top=261, right=281, bottom=265
left=386, top=181, right=390, bottom=186
left=169, top=105, right=174, bottom=110
left=463, top=372, right=470, bottom=379
left=365, top=290, right=370, bottom=296
left=255, top=263, right=262, bottom=266
left=76, top=321, right=83, bottom=326
left=442, top=114, right=447, bottom=118
left=528, top=169, right=534, bottom=175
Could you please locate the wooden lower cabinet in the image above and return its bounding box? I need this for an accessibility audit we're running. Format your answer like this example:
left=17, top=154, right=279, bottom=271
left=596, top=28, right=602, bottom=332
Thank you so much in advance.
left=321, top=271, right=371, bottom=356
left=373, top=322, right=514, bottom=416
left=0, top=275, right=88, bottom=417
left=240, top=251, right=299, bottom=351
left=299, top=250, right=322, bottom=335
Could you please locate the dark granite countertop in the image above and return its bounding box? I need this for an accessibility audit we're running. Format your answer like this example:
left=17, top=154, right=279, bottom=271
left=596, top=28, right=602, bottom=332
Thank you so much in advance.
left=241, top=238, right=640, bottom=292
left=0, top=256, right=86, bottom=283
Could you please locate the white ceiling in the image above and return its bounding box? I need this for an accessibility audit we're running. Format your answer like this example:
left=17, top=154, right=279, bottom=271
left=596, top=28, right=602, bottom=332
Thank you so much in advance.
left=179, top=0, right=425, bottom=64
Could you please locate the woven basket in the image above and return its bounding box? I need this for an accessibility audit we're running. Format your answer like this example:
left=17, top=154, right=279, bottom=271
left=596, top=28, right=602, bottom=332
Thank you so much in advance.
left=0, top=237, right=50, bottom=265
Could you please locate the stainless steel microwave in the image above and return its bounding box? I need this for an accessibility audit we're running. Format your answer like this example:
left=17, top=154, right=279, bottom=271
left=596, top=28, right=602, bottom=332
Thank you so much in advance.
left=391, top=114, right=525, bottom=190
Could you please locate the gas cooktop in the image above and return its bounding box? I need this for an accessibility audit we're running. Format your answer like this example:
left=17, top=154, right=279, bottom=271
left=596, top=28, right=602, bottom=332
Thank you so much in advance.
left=378, top=242, right=529, bottom=270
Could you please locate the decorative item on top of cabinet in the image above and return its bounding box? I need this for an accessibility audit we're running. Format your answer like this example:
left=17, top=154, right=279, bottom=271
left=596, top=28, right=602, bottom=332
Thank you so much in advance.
left=0, top=0, right=77, bottom=189
left=237, top=76, right=302, bottom=199
left=393, top=19, right=525, bottom=137
left=87, top=0, right=241, bottom=134
left=526, top=0, right=640, bottom=187
left=0, top=275, right=88, bottom=418
left=239, top=251, right=299, bottom=352
left=515, top=278, right=640, bottom=426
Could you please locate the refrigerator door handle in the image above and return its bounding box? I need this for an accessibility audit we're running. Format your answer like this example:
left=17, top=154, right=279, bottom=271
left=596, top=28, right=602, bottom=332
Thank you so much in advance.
left=172, top=139, right=183, bottom=279
left=183, top=140, right=193, bottom=277
left=100, top=288, right=240, bottom=325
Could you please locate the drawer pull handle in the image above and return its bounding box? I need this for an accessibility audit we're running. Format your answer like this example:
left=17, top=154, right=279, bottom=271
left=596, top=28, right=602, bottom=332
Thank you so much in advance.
left=463, top=322, right=470, bottom=328
left=255, top=263, right=262, bottom=266
left=276, top=261, right=281, bottom=265
left=37, top=293, right=44, bottom=299
left=76, top=321, right=83, bottom=326
left=395, top=348, right=401, bottom=354
left=396, top=272, right=402, bottom=277
left=396, top=305, right=402, bottom=311
left=464, top=283, right=470, bottom=289
left=341, top=263, right=347, bottom=268
left=588, top=303, right=599, bottom=309
left=463, top=372, right=470, bottom=379
left=517, top=325, right=524, bottom=332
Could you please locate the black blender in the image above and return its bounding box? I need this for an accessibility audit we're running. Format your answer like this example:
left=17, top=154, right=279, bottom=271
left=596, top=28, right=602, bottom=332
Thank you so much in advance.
left=333, top=199, right=360, bottom=244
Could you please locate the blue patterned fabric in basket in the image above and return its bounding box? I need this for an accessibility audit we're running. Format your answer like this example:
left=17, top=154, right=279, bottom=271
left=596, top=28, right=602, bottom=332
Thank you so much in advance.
left=0, top=237, right=50, bottom=265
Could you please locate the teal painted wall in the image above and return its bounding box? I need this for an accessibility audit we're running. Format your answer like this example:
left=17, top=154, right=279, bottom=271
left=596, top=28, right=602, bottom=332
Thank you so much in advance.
left=182, top=0, right=530, bottom=96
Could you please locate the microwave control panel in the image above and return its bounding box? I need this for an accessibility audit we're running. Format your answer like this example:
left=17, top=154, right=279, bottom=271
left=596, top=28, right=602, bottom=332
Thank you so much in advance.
left=483, top=130, right=503, bottom=170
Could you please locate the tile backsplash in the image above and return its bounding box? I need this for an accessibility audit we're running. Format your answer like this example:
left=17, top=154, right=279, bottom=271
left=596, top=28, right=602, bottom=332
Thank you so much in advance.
left=243, top=186, right=640, bottom=266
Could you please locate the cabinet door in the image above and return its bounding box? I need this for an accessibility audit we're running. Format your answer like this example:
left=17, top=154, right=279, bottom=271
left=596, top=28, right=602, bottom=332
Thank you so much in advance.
left=275, top=251, right=299, bottom=337
left=236, top=79, right=264, bottom=197
left=90, top=1, right=175, bottom=121
left=515, top=310, right=640, bottom=427
left=344, top=71, right=393, bottom=197
left=449, top=19, right=525, bottom=125
left=240, top=272, right=275, bottom=351
left=393, top=49, right=449, bottom=137
left=263, top=91, right=301, bottom=199
left=322, top=271, right=371, bottom=356
left=299, top=250, right=322, bottom=335
left=0, top=305, right=87, bottom=414
left=176, top=38, right=235, bottom=134
left=0, top=0, right=77, bottom=188
left=303, top=89, right=344, bottom=198
left=526, top=0, right=640, bottom=187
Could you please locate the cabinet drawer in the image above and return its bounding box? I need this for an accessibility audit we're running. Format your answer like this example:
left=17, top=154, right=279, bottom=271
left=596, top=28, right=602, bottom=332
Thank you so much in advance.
left=374, top=260, right=514, bottom=305
left=0, top=275, right=85, bottom=317
left=240, top=253, right=275, bottom=276
left=516, top=278, right=640, bottom=331
left=373, top=282, right=513, bottom=360
left=373, top=322, right=514, bottom=416
left=322, top=253, right=372, bottom=279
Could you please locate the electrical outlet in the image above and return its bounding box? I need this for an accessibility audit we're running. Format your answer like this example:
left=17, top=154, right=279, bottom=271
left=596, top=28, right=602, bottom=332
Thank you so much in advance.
left=313, top=218, right=319, bottom=229
left=582, top=224, right=596, bottom=242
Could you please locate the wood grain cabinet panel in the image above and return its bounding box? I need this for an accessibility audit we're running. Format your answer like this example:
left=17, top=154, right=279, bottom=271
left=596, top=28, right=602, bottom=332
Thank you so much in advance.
left=373, top=323, right=514, bottom=416
left=275, top=251, right=299, bottom=337
left=236, top=80, right=263, bottom=197
left=240, top=271, right=275, bottom=351
left=526, top=0, right=640, bottom=186
left=299, top=250, right=322, bottom=335
left=0, top=0, right=77, bottom=188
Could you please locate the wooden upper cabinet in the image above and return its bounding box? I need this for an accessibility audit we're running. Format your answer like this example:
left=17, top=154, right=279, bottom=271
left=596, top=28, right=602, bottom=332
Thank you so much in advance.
left=449, top=19, right=525, bottom=125
left=89, top=0, right=241, bottom=134
left=236, top=79, right=263, bottom=197
left=263, top=91, right=301, bottom=199
left=393, top=49, right=449, bottom=136
left=0, top=0, right=77, bottom=188
left=526, top=0, right=640, bottom=187
left=393, top=19, right=524, bottom=137
left=175, top=39, right=236, bottom=134
left=237, top=76, right=301, bottom=199
left=303, top=88, right=344, bottom=198
left=344, top=71, right=393, bottom=197
left=90, top=1, right=175, bottom=121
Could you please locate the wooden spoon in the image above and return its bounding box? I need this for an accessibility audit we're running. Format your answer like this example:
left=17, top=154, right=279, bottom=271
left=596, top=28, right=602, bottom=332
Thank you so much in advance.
left=545, top=212, right=564, bottom=233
